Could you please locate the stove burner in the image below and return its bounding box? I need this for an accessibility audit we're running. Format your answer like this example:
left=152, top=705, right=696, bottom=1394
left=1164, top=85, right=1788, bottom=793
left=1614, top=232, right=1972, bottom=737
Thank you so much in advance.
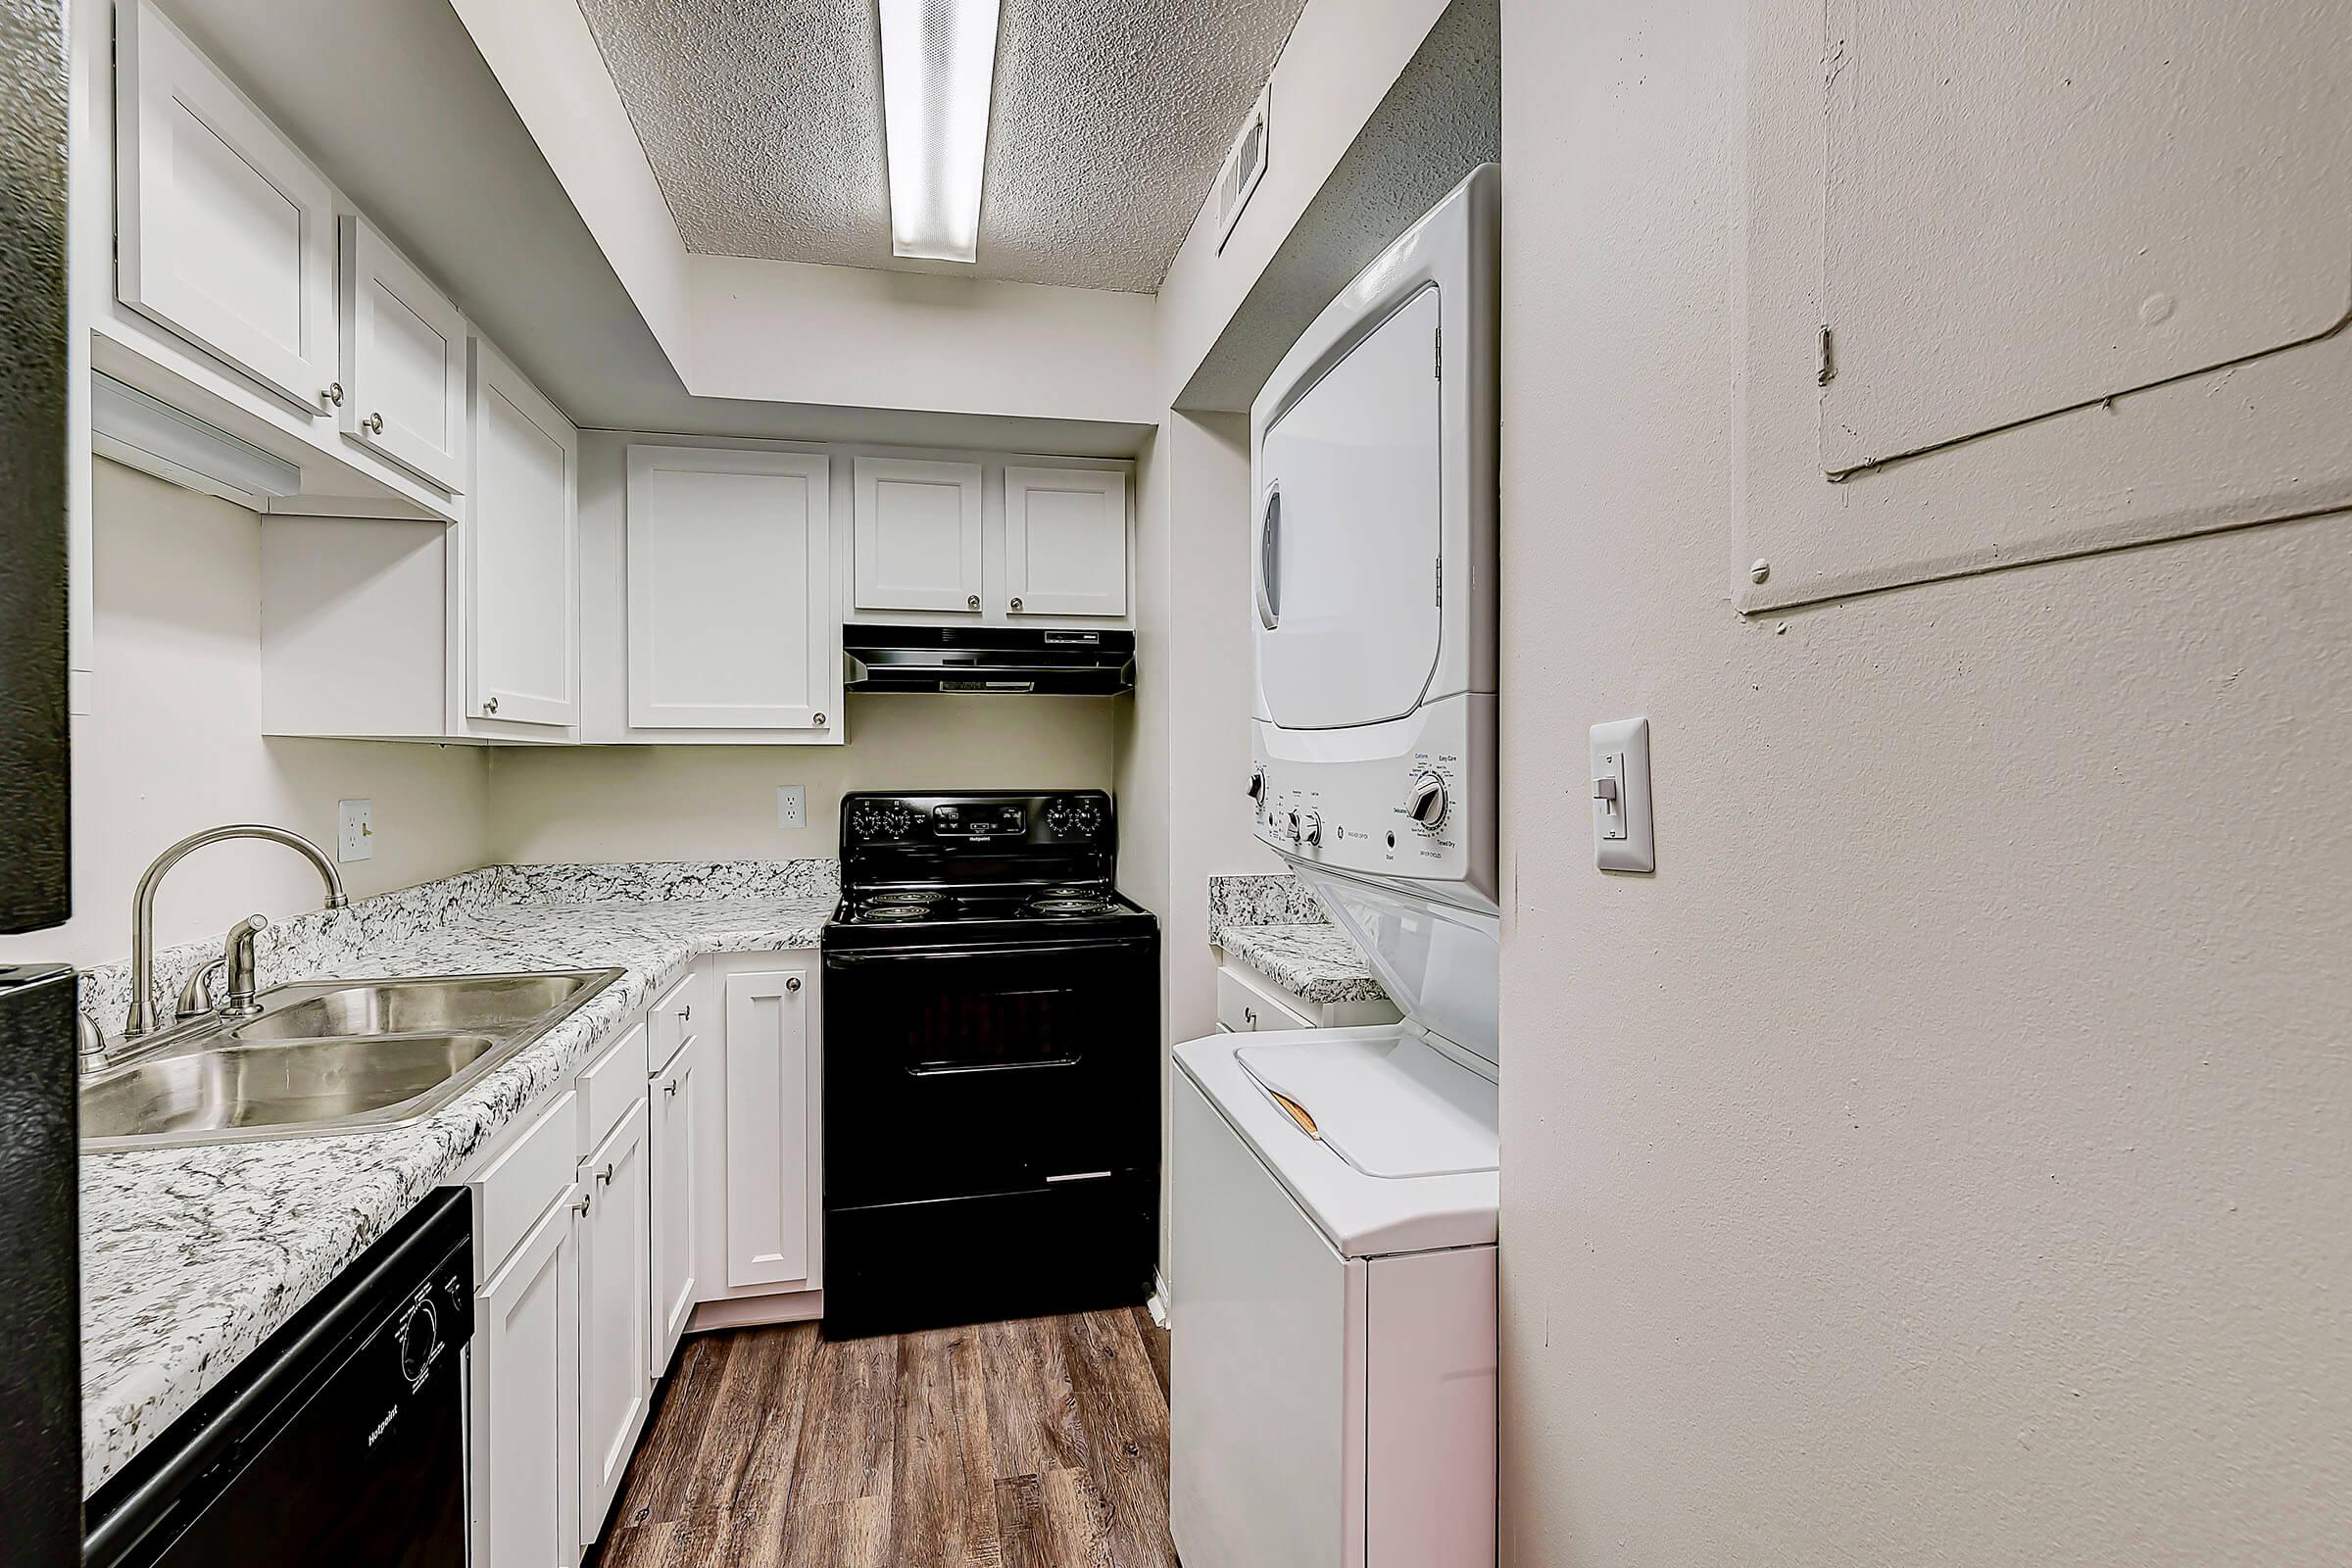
left=1030, top=898, right=1113, bottom=915
left=859, top=905, right=934, bottom=922
left=1036, top=885, right=1102, bottom=900
left=868, top=890, right=943, bottom=906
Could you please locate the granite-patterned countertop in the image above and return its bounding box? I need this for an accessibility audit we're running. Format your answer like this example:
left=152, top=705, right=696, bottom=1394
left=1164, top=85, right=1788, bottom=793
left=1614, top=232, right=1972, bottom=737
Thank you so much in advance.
left=1216, top=922, right=1390, bottom=1005
left=79, top=866, right=836, bottom=1497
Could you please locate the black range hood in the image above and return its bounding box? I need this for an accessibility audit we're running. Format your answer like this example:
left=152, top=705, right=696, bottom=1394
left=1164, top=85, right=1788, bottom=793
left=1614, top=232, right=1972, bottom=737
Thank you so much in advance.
left=843, top=623, right=1136, bottom=695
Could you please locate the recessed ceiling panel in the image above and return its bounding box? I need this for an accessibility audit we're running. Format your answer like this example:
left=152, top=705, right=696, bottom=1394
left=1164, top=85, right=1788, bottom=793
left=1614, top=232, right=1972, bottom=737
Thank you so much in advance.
left=574, top=0, right=1308, bottom=293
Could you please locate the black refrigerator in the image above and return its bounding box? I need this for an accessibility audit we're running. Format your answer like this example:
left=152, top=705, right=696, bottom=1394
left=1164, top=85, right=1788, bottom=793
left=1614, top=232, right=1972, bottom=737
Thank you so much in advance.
left=0, top=0, right=81, bottom=1561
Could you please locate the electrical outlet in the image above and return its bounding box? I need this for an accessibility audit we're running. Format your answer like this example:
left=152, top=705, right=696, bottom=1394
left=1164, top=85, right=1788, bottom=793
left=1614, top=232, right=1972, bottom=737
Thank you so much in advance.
left=776, top=785, right=808, bottom=831
left=337, top=799, right=374, bottom=863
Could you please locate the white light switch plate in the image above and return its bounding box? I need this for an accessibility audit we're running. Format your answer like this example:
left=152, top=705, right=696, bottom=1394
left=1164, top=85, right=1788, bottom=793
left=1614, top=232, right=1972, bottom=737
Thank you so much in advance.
left=776, top=785, right=808, bottom=831
left=1590, top=718, right=1654, bottom=872
left=336, top=798, right=374, bottom=863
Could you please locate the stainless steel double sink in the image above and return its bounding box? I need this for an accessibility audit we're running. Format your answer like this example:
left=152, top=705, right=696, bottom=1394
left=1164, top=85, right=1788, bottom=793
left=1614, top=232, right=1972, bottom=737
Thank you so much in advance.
left=80, top=969, right=624, bottom=1152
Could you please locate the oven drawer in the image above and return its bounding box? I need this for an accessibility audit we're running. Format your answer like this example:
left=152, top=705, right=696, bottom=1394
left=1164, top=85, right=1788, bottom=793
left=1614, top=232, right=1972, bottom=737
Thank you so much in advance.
left=822, top=937, right=1159, bottom=1205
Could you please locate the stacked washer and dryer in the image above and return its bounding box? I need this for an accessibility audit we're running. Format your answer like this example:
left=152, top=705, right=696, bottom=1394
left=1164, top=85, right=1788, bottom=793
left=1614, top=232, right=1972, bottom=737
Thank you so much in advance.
left=1170, top=164, right=1502, bottom=1568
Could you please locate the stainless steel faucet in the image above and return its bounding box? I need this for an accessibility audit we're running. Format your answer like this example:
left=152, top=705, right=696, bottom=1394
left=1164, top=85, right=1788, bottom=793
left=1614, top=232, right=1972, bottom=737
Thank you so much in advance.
left=123, top=825, right=348, bottom=1041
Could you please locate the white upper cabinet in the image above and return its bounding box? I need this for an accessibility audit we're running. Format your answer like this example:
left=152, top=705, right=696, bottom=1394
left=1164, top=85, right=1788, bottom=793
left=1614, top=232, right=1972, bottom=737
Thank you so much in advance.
left=467, top=339, right=577, bottom=728
left=340, top=217, right=468, bottom=491
left=853, top=456, right=984, bottom=613
left=1004, top=465, right=1128, bottom=617
left=115, top=0, right=339, bottom=416
left=624, top=444, right=838, bottom=734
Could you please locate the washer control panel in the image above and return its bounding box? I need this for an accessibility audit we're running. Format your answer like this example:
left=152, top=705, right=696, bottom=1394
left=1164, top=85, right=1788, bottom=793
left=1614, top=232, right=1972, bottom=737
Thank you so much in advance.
left=1248, top=695, right=1493, bottom=908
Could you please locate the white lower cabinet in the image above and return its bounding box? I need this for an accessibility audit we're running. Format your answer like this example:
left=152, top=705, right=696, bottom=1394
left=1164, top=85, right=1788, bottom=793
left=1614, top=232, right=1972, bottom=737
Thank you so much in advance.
left=470, top=1175, right=582, bottom=1568
left=648, top=1027, right=704, bottom=1375
left=721, top=966, right=815, bottom=1290
left=465, top=960, right=823, bottom=1558
left=576, top=1096, right=653, bottom=1546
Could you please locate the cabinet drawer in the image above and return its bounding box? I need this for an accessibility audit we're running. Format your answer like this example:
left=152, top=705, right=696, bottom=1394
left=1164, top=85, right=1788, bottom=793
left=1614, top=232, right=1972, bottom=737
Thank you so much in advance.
left=1217, top=966, right=1312, bottom=1034
left=648, top=969, right=700, bottom=1077
left=468, top=1088, right=577, bottom=1279
left=576, top=1017, right=649, bottom=1158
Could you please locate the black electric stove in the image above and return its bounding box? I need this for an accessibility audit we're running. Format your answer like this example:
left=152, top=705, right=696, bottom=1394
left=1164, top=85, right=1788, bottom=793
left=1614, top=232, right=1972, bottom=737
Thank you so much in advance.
left=819, top=791, right=1160, bottom=1338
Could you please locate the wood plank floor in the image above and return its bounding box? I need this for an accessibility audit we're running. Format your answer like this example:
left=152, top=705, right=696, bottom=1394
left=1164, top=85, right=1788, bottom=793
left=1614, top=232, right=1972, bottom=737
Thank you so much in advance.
left=588, top=1307, right=1176, bottom=1568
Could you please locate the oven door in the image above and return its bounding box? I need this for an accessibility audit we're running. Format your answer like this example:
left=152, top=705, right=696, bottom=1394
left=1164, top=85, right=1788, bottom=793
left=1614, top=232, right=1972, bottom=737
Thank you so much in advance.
left=823, top=935, right=1159, bottom=1206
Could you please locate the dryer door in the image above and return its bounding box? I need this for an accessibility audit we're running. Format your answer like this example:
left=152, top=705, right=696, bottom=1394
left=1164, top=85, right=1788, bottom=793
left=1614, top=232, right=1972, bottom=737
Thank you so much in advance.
left=1256, top=285, right=1444, bottom=731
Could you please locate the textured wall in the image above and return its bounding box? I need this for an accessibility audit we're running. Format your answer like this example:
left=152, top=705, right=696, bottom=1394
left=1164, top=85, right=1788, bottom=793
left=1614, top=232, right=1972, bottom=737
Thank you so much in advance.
left=487, top=695, right=1116, bottom=864
left=1495, top=2, right=2352, bottom=1564
left=0, top=461, right=495, bottom=972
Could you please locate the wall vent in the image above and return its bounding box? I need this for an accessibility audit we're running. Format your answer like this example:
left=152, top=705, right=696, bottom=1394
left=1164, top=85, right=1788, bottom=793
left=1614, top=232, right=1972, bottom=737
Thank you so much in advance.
left=1215, top=83, right=1271, bottom=254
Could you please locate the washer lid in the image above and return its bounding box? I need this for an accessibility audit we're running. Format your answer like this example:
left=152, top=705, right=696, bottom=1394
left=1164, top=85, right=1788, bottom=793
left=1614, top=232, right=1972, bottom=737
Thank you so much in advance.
left=1174, top=1027, right=1498, bottom=1257
left=1237, top=1035, right=1497, bottom=1180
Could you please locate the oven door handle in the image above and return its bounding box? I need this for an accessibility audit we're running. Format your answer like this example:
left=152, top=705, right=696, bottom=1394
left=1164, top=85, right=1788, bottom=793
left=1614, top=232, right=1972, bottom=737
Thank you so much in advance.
left=906, top=1054, right=1083, bottom=1078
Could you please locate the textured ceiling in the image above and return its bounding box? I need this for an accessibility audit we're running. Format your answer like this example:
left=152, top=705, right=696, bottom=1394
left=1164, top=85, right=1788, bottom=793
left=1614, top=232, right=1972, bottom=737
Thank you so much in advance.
left=574, top=0, right=1307, bottom=293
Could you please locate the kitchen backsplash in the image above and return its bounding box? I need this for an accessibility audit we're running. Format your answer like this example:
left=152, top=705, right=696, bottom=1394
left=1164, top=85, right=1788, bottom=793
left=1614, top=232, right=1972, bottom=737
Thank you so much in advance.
left=77, top=858, right=840, bottom=1035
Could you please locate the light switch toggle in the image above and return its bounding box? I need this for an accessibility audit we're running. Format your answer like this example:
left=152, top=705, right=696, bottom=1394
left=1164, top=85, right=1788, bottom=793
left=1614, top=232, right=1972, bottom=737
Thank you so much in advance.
left=1588, top=718, right=1654, bottom=872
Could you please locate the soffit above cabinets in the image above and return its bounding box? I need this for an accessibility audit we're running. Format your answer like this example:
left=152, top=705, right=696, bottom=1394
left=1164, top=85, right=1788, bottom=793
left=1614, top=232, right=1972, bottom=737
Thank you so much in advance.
left=571, top=0, right=1307, bottom=292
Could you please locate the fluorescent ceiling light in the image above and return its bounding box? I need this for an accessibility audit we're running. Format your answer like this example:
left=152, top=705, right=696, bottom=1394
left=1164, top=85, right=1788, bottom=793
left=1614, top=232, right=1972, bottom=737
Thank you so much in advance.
left=878, top=0, right=1001, bottom=264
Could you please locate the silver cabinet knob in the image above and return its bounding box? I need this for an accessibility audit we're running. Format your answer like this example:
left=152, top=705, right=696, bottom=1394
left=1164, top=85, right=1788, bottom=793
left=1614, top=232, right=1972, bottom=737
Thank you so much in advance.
left=679, top=1004, right=691, bottom=1023
left=1009, top=597, right=1023, bottom=612
left=321, top=381, right=343, bottom=408
left=811, top=711, right=826, bottom=727
left=966, top=594, right=981, bottom=610
left=595, top=1162, right=614, bottom=1185
left=362, top=411, right=384, bottom=434
left=482, top=696, right=499, bottom=714
left=1244, top=1006, right=1257, bottom=1026
left=662, top=1078, right=679, bottom=1097
left=572, top=1194, right=591, bottom=1216
left=1405, top=772, right=1448, bottom=829
left=786, top=975, right=803, bottom=992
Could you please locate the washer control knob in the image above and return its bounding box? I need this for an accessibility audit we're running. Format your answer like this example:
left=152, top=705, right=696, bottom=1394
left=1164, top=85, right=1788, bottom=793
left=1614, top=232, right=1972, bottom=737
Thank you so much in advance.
left=1298, top=809, right=1323, bottom=848
left=1246, top=767, right=1265, bottom=802
left=1404, top=772, right=1448, bottom=830
left=1285, top=808, right=1303, bottom=843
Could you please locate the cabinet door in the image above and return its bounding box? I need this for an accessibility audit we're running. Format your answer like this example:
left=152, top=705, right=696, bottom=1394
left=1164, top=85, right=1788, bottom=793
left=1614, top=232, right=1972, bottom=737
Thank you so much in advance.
left=722, top=968, right=812, bottom=1289
left=625, top=445, right=837, bottom=731
left=1004, top=466, right=1128, bottom=616
left=648, top=1029, right=703, bottom=1376
left=576, top=1099, right=652, bottom=1546
left=339, top=216, right=468, bottom=491
left=471, top=1187, right=582, bottom=1568
left=115, top=0, right=339, bottom=415
left=466, top=338, right=578, bottom=727
left=853, top=456, right=983, bottom=612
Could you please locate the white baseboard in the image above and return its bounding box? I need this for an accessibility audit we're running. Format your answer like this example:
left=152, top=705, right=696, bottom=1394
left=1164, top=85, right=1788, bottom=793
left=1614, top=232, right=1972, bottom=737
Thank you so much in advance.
left=685, top=1289, right=823, bottom=1333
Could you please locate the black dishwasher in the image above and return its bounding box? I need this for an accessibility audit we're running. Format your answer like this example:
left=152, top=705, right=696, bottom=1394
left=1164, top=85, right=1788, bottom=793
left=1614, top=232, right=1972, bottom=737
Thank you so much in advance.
left=85, top=1188, right=475, bottom=1568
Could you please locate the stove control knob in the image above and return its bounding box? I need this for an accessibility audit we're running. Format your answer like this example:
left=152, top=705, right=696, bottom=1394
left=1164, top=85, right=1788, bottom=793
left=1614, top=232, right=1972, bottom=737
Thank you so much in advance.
left=1405, top=772, right=1448, bottom=830
left=1045, top=796, right=1102, bottom=839
left=1298, top=809, right=1323, bottom=848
